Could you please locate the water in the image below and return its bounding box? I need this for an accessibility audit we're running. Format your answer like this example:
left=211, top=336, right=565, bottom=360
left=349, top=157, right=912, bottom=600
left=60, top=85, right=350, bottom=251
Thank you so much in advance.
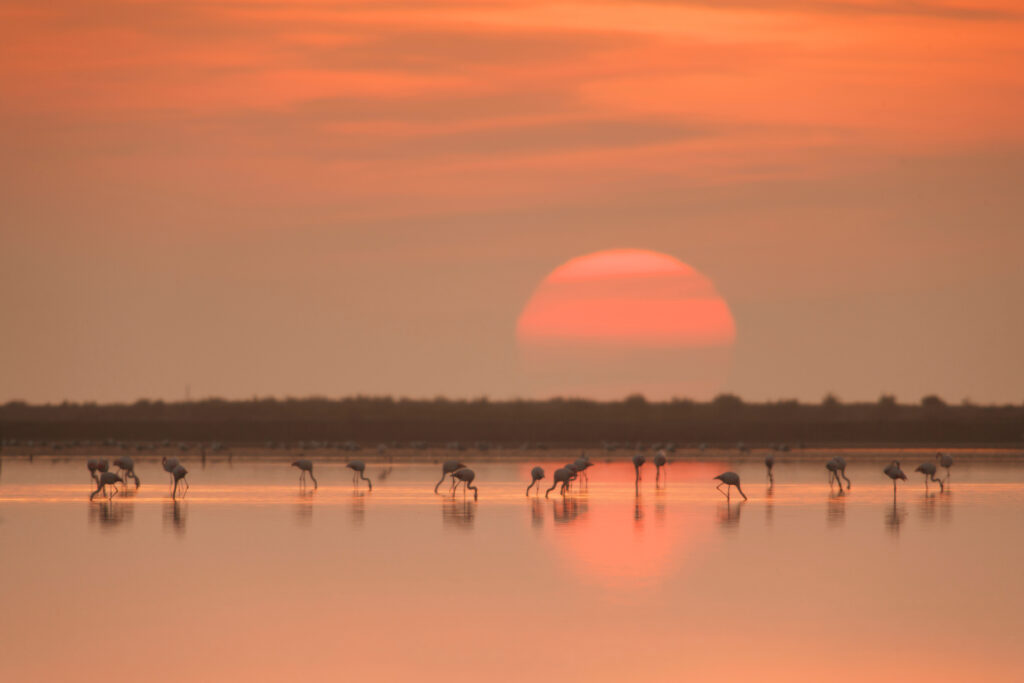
left=2, top=449, right=1023, bottom=682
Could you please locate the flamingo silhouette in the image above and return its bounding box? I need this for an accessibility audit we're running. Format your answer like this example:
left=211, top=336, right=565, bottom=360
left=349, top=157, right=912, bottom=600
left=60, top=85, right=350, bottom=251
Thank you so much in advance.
left=714, top=471, right=747, bottom=501
left=291, top=459, right=317, bottom=489
left=161, top=456, right=180, bottom=488
left=914, top=462, right=944, bottom=492
left=573, top=457, right=593, bottom=486
left=764, top=453, right=775, bottom=484
left=171, top=464, right=189, bottom=499
left=346, top=461, right=372, bottom=490
left=936, top=452, right=954, bottom=482
left=545, top=467, right=572, bottom=498
left=884, top=460, right=906, bottom=499
left=452, top=468, right=478, bottom=501
left=632, top=453, right=645, bottom=493
left=654, top=450, right=667, bottom=486
left=434, top=461, right=466, bottom=494
left=526, top=466, right=545, bottom=496
left=826, top=456, right=852, bottom=490
left=113, top=456, right=140, bottom=489
left=90, top=471, right=124, bottom=500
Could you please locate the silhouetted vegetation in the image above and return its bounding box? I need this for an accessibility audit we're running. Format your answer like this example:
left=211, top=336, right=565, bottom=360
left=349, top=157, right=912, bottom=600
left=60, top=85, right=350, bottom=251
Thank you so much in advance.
left=1, top=394, right=1022, bottom=446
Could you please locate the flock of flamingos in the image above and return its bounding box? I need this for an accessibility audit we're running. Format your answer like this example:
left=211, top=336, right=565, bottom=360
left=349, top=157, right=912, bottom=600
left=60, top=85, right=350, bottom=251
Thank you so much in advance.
left=85, top=450, right=957, bottom=502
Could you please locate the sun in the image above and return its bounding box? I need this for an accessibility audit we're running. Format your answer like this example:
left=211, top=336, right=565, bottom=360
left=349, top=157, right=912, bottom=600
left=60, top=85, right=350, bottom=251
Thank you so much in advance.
left=516, top=248, right=736, bottom=400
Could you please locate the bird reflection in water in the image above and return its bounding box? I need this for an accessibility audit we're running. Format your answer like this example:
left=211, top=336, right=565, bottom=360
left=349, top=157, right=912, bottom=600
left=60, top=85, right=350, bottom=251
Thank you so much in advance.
left=634, top=497, right=644, bottom=523
left=350, top=491, right=367, bottom=525
left=827, top=490, right=846, bottom=527
left=918, top=490, right=953, bottom=525
left=294, top=489, right=314, bottom=526
left=441, top=498, right=475, bottom=529
left=88, top=499, right=133, bottom=529
left=530, top=498, right=544, bottom=528
left=718, top=501, right=743, bottom=529
left=654, top=488, right=667, bottom=522
left=764, top=484, right=774, bottom=526
left=885, top=501, right=907, bottom=534
left=551, top=497, right=586, bottom=525
left=162, top=500, right=186, bottom=534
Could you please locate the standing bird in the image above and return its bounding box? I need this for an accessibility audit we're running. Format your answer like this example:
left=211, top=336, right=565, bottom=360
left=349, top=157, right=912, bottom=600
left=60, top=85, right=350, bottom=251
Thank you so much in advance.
left=563, top=463, right=580, bottom=491
left=171, top=464, right=189, bottom=499
left=453, top=468, right=478, bottom=501
left=765, top=453, right=775, bottom=484
left=113, top=455, right=140, bottom=489
left=714, top=472, right=747, bottom=501
left=573, top=457, right=593, bottom=486
left=161, top=456, right=181, bottom=488
left=90, top=471, right=124, bottom=500
left=826, top=456, right=852, bottom=490
left=291, top=459, right=318, bottom=489
left=346, top=461, right=372, bottom=490
left=883, top=460, right=906, bottom=499
left=915, top=462, right=944, bottom=492
left=936, top=452, right=954, bottom=482
left=632, top=453, right=645, bottom=493
left=87, top=459, right=109, bottom=482
left=434, top=461, right=467, bottom=494
left=526, top=466, right=545, bottom=496
left=545, top=467, right=572, bottom=498
left=653, top=450, right=668, bottom=486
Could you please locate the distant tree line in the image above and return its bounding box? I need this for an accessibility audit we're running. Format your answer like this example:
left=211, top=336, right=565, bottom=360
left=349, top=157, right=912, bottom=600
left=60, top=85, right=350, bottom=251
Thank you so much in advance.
left=1, top=394, right=1022, bottom=446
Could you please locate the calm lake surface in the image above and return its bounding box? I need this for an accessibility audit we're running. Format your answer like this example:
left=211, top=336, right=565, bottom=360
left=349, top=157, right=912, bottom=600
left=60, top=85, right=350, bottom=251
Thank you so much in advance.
left=2, top=449, right=1023, bottom=682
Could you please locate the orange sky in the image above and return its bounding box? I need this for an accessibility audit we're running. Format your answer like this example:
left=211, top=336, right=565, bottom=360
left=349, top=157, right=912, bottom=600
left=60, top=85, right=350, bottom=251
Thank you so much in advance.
left=1, top=0, right=1022, bottom=403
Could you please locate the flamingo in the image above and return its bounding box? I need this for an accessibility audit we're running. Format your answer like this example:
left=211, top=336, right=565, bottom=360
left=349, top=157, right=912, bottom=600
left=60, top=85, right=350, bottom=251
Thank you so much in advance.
left=915, top=462, right=944, bottom=492
left=545, top=467, right=572, bottom=498
left=113, top=456, right=140, bottom=489
left=764, top=453, right=775, bottom=484
left=346, top=461, right=372, bottom=490
left=633, top=453, right=645, bottom=493
left=563, top=463, right=579, bottom=491
left=654, top=450, right=667, bottom=485
left=883, top=460, right=906, bottom=499
left=573, top=456, right=593, bottom=485
left=291, top=459, right=318, bottom=489
left=161, top=456, right=180, bottom=487
left=434, top=461, right=467, bottom=494
left=826, top=456, right=852, bottom=490
left=87, top=459, right=108, bottom=482
left=714, top=472, right=747, bottom=501
left=936, top=452, right=954, bottom=482
left=171, top=464, right=189, bottom=499
left=90, top=471, right=124, bottom=500
left=526, top=466, right=545, bottom=496
left=452, top=468, right=478, bottom=501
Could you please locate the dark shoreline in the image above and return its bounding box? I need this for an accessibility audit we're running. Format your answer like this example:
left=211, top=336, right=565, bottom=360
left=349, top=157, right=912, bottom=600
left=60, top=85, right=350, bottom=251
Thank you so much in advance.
left=2, top=395, right=1022, bottom=446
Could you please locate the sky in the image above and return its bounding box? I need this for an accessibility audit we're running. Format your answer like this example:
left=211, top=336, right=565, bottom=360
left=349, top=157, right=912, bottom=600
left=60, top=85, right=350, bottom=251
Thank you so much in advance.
left=1, top=0, right=1022, bottom=404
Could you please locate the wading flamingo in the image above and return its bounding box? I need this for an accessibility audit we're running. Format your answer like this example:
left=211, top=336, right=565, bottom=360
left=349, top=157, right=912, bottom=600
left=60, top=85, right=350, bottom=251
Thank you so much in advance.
left=545, top=467, right=572, bottom=498
left=113, top=456, right=140, bottom=488
left=347, top=461, right=372, bottom=490
left=90, top=471, right=124, bottom=500
left=434, top=461, right=467, bottom=494
left=526, top=466, right=545, bottom=496
left=453, top=468, right=478, bottom=501
left=292, top=459, right=318, bottom=489
left=884, top=460, right=906, bottom=499
left=172, top=464, right=189, bottom=499
left=714, top=472, right=747, bottom=501
left=914, top=462, right=944, bottom=492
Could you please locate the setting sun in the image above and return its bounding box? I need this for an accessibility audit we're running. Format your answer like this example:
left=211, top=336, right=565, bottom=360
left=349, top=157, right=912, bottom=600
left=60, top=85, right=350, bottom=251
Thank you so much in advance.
left=517, top=249, right=736, bottom=399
